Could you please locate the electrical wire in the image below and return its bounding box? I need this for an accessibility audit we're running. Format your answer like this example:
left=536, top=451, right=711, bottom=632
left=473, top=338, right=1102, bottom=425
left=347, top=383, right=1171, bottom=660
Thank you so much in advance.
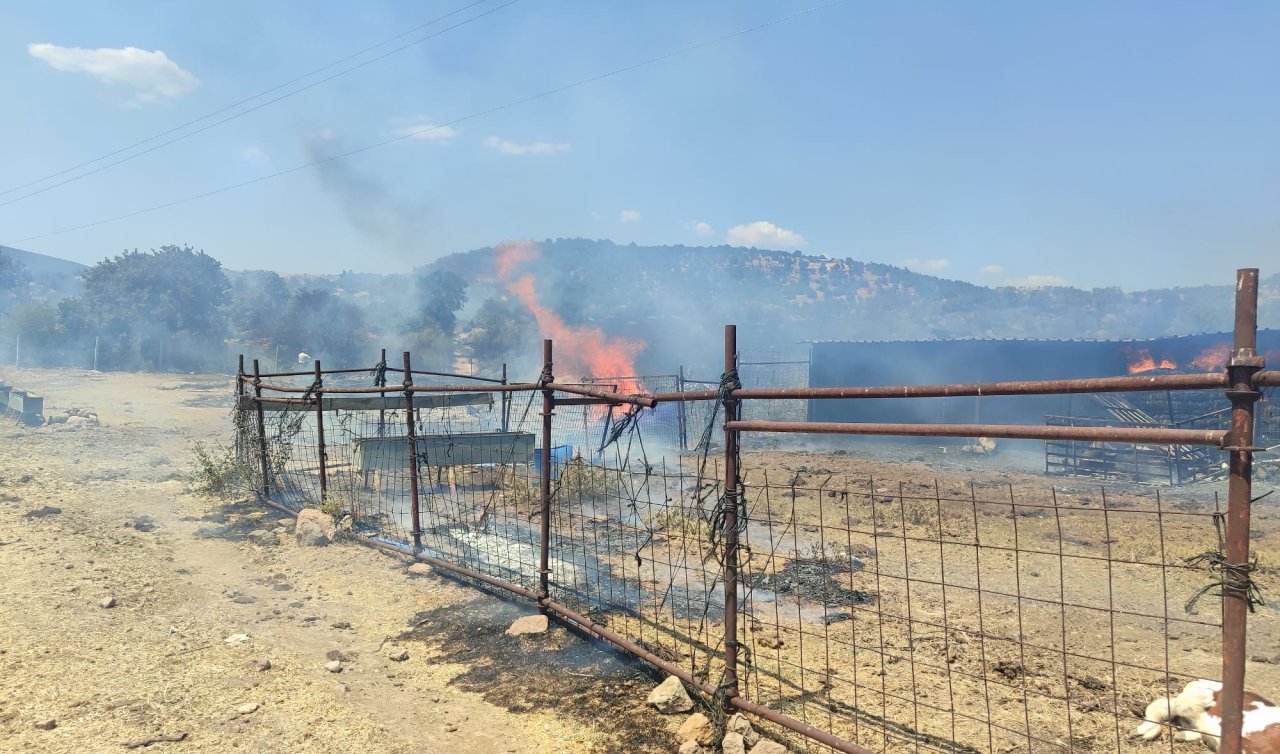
left=0, top=0, right=513, bottom=207
left=5, top=0, right=846, bottom=246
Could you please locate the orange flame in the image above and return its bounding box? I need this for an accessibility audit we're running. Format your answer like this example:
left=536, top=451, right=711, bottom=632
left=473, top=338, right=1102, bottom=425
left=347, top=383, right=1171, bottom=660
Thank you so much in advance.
left=494, top=241, right=646, bottom=384
left=1127, top=349, right=1177, bottom=374
left=1190, top=343, right=1231, bottom=371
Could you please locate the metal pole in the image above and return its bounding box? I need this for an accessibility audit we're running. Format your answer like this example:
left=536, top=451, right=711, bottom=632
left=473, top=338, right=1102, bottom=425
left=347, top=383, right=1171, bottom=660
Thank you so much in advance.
left=93, top=336, right=99, bottom=371
left=378, top=348, right=387, bottom=437
left=236, top=355, right=246, bottom=458
left=1219, top=268, right=1263, bottom=754
left=501, top=363, right=510, bottom=433
left=313, top=360, right=327, bottom=504
left=539, top=340, right=555, bottom=602
left=677, top=365, right=688, bottom=451
left=403, top=352, right=422, bottom=551
left=722, top=324, right=741, bottom=703
left=252, top=359, right=272, bottom=498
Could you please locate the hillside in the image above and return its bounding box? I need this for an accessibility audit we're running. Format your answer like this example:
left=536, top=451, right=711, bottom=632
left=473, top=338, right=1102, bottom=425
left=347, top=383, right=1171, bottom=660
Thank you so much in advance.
left=0, top=245, right=86, bottom=299
left=420, top=239, right=1279, bottom=371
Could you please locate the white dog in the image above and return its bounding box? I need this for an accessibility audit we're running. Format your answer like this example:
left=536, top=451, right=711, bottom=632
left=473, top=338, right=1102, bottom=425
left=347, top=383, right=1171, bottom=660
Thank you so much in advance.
left=1132, top=679, right=1280, bottom=752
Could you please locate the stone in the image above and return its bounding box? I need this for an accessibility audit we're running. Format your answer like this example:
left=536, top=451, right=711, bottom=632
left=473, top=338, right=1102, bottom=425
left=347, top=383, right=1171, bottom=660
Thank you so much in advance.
left=223, top=633, right=250, bottom=645
left=325, top=660, right=343, bottom=673
left=295, top=508, right=335, bottom=547
left=678, top=741, right=705, bottom=754
left=387, top=649, right=410, bottom=662
left=677, top=712, right=716, bottom=746
left=99, top=596, right=117, bottom=609
left=237, top=703, right=260, bottom=715
left=726, top=713, right=760, bottom=747
left=721, top=732, right=747, bottom=754
left=23, top=506, right=61, bottom=518
left=645, top=675, right=693, bottom=714
left=246, top=529, right=278, bottom=548
left=247, top=658, right=271, bottom=672
left=406, top=563, right=432, bottom=577
left=748, top=741, right=788, bottom=754
left=33, top=719, right=57, bottom=730
left=505, top=615, right=548, bottom=637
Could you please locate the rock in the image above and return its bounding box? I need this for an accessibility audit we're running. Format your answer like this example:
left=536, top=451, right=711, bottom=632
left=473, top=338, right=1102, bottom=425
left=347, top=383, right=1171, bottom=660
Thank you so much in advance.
left=387, top=649, right=410, bottom=662
left=726, top=714, right=760, bottom=747
left=678, top=740, right=706, bottom=754
left=23, top=506, right=61, bottom=518
left=325, top=660, right=343, bottom=673
left=246, top=529, right=278, bottom=547
left=334, top=683, right=349, bottom=694
left=223, top=633, right=250, bottom=645
left=748, top=741, right=788, bottom=754
left=33, top=719, right=57, bottom=730
left=247, top=658, right=271, bottom=672
left=505, top=615, right=549, bottom=636
left=99, top=596, right=117, bottom=609
left=677, top=712, right=716, bottom=746
left=295, top=508, right=335, bottom=547
left=444, top=723, right=458, bottom=732
left=406, top=563, right=432, bottom=577
left=646, top=675, right=693, bottom=714
left=237, top=702, right=260, bottom=715
left=722, top=732, right=747, bottom=754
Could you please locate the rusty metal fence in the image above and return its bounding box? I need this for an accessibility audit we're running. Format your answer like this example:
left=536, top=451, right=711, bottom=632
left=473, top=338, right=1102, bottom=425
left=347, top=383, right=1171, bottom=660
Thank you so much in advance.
left=233, top=268, right=1277, bottom=754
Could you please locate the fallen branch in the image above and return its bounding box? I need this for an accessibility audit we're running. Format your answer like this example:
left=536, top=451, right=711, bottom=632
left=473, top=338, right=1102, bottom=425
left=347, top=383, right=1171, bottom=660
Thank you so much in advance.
left=124, top=732, right=188, bottom=748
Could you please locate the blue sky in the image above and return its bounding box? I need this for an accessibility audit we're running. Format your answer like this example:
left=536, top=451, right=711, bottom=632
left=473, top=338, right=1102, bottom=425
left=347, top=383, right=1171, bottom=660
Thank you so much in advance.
left=1, top=1, right=1276, bottom=289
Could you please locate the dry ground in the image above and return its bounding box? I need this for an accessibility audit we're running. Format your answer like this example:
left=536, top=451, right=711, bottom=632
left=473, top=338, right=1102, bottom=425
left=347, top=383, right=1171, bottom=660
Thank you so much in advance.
left=0, top=368, right=682, bottom=754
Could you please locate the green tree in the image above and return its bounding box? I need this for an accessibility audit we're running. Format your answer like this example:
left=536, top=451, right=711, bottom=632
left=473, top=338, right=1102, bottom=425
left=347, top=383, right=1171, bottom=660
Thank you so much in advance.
left=0, top=249, right=31, bottom=315
left=411, top=268, right=468, bottom=335
left=279, top=288, right=371, bottom=367
left=72, top=245, right=231, bottom=370
left=230, top=270, right=290, bottom=342
left=466, top=297, right=530, bottom=374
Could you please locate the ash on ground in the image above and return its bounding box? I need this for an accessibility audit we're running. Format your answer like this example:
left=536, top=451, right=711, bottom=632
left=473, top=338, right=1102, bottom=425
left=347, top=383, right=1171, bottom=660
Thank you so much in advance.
left=744, top=556, right=875, bottom=607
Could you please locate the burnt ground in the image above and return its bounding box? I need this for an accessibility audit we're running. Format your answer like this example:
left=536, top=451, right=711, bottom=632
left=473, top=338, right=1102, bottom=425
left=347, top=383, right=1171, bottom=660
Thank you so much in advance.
left=397, top=591, right=681, bottom=754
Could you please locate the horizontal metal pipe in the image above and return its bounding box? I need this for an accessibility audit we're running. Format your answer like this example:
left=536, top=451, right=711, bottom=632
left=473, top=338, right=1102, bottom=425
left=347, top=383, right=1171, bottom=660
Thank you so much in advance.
left=725, top=420, right=1229, bottom=446
left=253, top=380, right=540, bottom=395
left=255, top=367, right=382, bottom=378
left=554, top=397, right=616, bottom=406
left=647, top=372, right=1229, bottom=403
left=545, top=382, right=657, bottom=408
left=1256, top=370, right=1279, bottom=387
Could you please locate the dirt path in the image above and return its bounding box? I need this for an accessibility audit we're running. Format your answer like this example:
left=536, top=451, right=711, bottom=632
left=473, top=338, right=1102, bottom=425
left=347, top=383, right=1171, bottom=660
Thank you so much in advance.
left=0, top=368, right=659, bottom=754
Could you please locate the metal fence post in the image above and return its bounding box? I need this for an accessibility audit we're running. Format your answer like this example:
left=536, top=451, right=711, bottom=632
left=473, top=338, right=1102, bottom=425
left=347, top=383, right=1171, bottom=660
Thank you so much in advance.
left=251, top=359, right=271, bottom=499
left=236, top=355, right=246, bottom=458
left=539, top=340, right=555, bottom=602
left=313, top=359, right=328, bottom=503
left=502, top=362, right=510, bottom=433
left=1220, top=268, right=1263, bottom=754
left=403, top=352, right=423, bottom=551
left=722, top=324, right=741, bottom=703
left=678, top=365, right=688, bottom=451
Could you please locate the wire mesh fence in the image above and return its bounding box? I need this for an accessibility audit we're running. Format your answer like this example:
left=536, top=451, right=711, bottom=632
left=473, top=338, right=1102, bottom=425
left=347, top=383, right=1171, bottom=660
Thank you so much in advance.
left=230, top=269, right=1273, bottom=754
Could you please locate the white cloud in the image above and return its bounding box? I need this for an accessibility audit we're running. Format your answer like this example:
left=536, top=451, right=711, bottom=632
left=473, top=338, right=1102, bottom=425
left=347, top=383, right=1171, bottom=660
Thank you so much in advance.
left=689, top=221, right=713, bottom=237
left=725, top=221, right=807, bottom=249
left=1008, top=274, right=1069, bottom=288
left=903, top=258, right=950, bottom=274
left=28, top=43, right=198, bottom=104
left=980, top=264, right=1005, bottom=275
left=239, top=147, right=268, bottom=165
left=619, top=209, right=642, bottom=224
left=392, top=117, right=456, bottom=142
left=318, top=128, right=337, bottom=141
left=483, top=136, right=570, bottom=155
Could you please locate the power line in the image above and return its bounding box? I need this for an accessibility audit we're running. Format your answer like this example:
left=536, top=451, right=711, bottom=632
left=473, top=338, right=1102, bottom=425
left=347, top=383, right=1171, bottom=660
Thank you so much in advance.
left=6, top=0, right=846, bottom=246
left=0, top=0, right=512, bottom=206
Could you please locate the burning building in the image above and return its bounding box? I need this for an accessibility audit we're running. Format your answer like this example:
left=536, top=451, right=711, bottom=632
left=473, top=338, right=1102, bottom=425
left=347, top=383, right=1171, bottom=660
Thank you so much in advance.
left=808, top=330, right=1280, bottom=484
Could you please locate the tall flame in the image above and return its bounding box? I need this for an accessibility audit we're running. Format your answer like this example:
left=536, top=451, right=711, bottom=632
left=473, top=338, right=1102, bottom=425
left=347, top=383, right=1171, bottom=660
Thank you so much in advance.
left=1190, top=343, right=1231, bottom=371
left=1127, top=349, right=1177, bottom=374
left=493, top=241, right=646, bottom=382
